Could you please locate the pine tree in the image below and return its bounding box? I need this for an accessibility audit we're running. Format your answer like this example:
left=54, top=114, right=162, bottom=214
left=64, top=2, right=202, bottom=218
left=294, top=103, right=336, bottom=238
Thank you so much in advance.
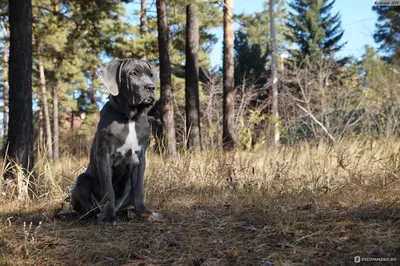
left=234, top=0, right=287, bottom=85
left=222, top=0, right=235, bottom=150
left=6, top=0, right=34, bottom=171
left=160, top=0, right=221, bottom=79
left=285, top=0, right=347, bottom=65
left=37, top=46, right=53, bottom=160
left=0, top=0, right=8, bottom=140
left=360, top=45, right=400, bottom=135
left=185, top=0, right=201, bottom=150
left=157, top=0, right=177, bottom=155
left=32, top=0, right=129, bottom=159
left=140, top=0, right=147, bottom=60
left=234, top=31, right=268, bottom=85
left=373, top=6, right=400, bottom=62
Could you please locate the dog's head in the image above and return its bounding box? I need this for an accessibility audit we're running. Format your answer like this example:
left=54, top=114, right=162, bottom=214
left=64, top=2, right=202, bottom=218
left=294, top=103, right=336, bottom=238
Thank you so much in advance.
left=98, top=58, right=157, bottom=119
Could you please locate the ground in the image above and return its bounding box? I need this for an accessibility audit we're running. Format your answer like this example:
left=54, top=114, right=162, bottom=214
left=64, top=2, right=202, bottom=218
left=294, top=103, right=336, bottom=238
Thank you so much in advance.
left=1, top=140, right=400, bottom=265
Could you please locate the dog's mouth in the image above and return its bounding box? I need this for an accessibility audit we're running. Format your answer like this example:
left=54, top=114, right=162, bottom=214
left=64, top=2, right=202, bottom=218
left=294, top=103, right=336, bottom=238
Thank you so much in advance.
left=139, top=97, right=155, bottom=108
left=124, top=97, right=155, bottom=119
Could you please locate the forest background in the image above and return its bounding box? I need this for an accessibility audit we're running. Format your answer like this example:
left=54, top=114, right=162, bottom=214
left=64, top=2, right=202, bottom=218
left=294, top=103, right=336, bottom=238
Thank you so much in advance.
left=0, top=1, right=399, bottom=265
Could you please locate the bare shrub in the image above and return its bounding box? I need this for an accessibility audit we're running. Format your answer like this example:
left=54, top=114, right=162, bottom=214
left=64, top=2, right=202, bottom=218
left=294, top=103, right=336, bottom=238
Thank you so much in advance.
left=360, top=58, right=400, bottom=137
left=281, top=58, right=364, bottom=143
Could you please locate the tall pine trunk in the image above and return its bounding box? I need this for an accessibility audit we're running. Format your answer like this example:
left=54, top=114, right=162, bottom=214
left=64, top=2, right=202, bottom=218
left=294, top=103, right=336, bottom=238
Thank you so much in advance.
left=222, top=0, right=235, bottom=150
left=52, top=84, right=59, bottom=162
left=38, top=49, right=53, bottom=160
left=269, top=0, right=280, bottom=145
left=156, top=0, right=177, bottom=155
left=90, top=67, right=97, bottom=106
left=52, top=57, right=60, bottom=162
left=140, top=0, right=147, bottom=34
left=6, top=0, right=34, bottom=170
left=185, top=1, right=201, bottom=150
left=1, top=27, right=8, bottom=139
left=140, top=0, right=147, bottom=60
left=38, top=105, right=43, bottom=148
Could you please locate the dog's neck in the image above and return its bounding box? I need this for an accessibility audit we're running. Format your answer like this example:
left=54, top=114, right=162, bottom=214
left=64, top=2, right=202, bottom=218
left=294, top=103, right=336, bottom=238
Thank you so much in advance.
left=109, top=95, right=125, bottom=114
left=109, top=95, right=145, bottom=120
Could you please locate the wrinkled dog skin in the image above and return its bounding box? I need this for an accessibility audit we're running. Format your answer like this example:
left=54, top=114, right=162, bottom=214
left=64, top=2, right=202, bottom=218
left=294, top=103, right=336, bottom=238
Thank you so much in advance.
left=71, top=58, right=157, bottom=223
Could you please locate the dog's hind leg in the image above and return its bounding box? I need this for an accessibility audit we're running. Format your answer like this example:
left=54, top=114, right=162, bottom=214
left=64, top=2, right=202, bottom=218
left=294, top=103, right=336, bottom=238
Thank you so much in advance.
left=71, top=173, right=94, bottom=215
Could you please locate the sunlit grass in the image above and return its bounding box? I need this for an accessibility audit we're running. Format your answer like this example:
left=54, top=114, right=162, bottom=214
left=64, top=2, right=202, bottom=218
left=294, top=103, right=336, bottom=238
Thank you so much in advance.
left=0, top=138, right=399, bottom=265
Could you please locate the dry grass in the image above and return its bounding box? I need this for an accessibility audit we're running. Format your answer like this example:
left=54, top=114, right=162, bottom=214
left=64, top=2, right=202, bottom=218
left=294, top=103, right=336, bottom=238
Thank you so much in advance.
left=1, top=138, right=400, bottom=265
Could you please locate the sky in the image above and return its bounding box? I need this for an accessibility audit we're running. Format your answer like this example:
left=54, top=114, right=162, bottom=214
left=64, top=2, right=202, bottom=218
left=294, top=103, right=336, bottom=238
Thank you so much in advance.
left=209, top=0, right=379, bottom=67
left=126, top=0, right=379, bottom=67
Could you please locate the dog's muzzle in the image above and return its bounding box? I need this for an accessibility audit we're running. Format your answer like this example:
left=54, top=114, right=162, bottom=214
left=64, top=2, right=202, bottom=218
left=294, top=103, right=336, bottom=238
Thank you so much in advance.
left=141, top=97, right=155, bottom=106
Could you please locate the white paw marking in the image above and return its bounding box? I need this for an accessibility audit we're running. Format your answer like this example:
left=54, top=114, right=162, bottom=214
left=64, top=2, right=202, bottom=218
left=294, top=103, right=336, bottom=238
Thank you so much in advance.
left=151, top=212, right=160, bottom=217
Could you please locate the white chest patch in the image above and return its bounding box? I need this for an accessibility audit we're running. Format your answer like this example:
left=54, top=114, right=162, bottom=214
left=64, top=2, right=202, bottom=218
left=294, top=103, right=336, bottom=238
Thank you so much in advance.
left=116, top=121, right=141, bottom=163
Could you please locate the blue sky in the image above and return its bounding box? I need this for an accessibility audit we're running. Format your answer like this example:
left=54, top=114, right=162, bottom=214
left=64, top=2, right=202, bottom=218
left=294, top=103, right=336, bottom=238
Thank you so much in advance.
left=123, top=0, right=379, bottom=66
left=209, top=0, right=379, bottom=67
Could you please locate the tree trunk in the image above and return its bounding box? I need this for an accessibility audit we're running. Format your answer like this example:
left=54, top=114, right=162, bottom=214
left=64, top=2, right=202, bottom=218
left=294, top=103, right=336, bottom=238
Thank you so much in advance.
left=52, top=4, right=61, bottom=162
left=140, top=0, right=147, bottom=34
left=222, top=0, right=235, bottom=150
left=38, top=104, right=43, bottom=149
left=2, top=42, right=8, bottom=140
left=52, top=84, right=59, bottom=162
left=52, top=56, right=60, bottom=162
left=185, top=1, right=201, bottom=150
left=1, top=20, right=9, bottom=139
left=90, top=67, right=97, bottom=106
left=5, top=0, right=34, bottom=170
left=140, top=0, right=147, bottom=60
left=38, top=50, right=53, bottom=160
left=269, top=0, right=280, bottom=145
left=156, top=0, right=177, bottom=155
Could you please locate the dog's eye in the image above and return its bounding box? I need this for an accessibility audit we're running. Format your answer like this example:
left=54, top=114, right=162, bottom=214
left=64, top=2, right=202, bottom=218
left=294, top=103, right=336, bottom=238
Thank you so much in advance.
left=149, top=73, right=154, bottom=78
left=130, top=68, right=140, bottom=76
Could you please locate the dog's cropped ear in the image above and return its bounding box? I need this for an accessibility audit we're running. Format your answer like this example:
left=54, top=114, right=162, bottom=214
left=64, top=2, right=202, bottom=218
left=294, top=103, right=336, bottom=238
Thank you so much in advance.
left=97, top=60, right=124, bottom=96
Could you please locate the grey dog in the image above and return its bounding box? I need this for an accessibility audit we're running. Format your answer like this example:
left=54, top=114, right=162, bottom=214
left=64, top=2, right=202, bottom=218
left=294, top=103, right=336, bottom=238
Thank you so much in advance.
left=71, top=58, right=158, bottom=223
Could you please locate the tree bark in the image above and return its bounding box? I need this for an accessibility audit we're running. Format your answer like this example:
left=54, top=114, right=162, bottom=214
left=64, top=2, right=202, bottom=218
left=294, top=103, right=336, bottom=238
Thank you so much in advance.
left=90, top=67, right=97, bottom=106
left=38, top=49, right=53, bottom=160
left=38, top=104, right=43, bottom=148
left=52, top=84, right=59, bottom=162
left=5, top=0, right=34, bottom=170
left=50, top=3, right=61, bottom=162
left=140, top=0, right=147, bottom=35
left=52, top=57, right=60, bottom=162
left=1, top=21, right=9, bottom=139
left=140, top=0, right=147, bottom=60
left=222, top=0, right=235, bottom=150
left=185, top=1, right=201, bottom=150
left=156, top=0, right=177, bottom=155
left=269, top=0, right=280, bottom=145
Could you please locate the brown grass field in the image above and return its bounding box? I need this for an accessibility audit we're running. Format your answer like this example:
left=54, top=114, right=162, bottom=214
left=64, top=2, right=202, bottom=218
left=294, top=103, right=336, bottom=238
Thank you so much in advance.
left=1, top=139, right=400, bottom=265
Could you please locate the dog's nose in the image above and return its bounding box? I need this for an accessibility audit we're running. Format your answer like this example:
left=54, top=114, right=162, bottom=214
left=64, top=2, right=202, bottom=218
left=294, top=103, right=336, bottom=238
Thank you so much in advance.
left=146, top=85, right=155, bottom=92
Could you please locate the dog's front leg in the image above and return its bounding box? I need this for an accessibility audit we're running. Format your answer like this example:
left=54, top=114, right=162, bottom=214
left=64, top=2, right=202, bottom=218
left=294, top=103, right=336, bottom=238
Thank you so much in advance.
left=131, top=150, right=152, bottom=215
left=96, top=136, right=117, bottom=223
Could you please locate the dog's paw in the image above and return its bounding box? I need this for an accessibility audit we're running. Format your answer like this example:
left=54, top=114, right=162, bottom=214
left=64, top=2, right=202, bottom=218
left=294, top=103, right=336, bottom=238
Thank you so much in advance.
left=151, top=212, right=161, bottom=217
left=147, top=212, right=162, bottom=222
left=137, top=211, right=162, bottom=222
left=97, top=213, right=119, bottom=226
left=100, top=218, right=119, bottom=226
